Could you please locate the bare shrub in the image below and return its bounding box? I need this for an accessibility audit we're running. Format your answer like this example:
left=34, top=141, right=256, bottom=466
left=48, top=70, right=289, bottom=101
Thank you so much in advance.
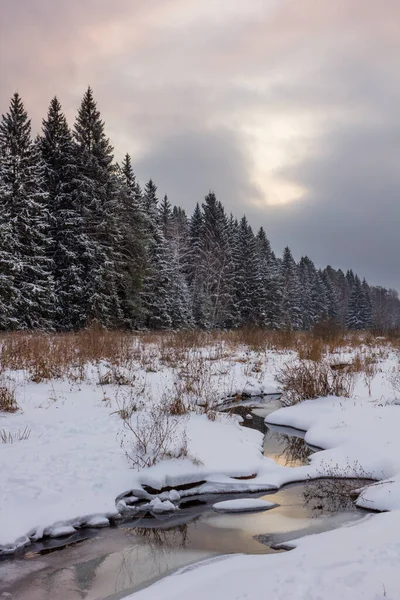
left=120, top=403, right=189, bottom=470
left=362, top=355, right=378, bottom=396
left=0, top=426, right=31, bottom=444
left=0, top=381, right=18, bottom=413
left=177, top=352, right=216, bottom=408
left=163, top=384, right=189, bottom=416
left=97, top=365, right=134, bottom=386
left=276, top=359, right=356, bottom=406
left=388, top=361, right=400, bottom=397
left=113, top=378, right=148, bottom=420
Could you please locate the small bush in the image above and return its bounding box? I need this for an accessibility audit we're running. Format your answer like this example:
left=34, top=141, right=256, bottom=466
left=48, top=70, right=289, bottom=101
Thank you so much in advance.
left=166, top=395, right=188, bottom=416
left=0, top=383, right=18, bottom=413
left=276, top=359, right=356, bottom=406
left=120, top=402, right=189, bottom=470
left=98, top=366, right=133, bottom=386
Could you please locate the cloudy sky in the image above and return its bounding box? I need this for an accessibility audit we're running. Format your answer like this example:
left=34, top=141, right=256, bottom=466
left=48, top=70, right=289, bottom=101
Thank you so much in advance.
left=1, top=0, right=399, bottom=289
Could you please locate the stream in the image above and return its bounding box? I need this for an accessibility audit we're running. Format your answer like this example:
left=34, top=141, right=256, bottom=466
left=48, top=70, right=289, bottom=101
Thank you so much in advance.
left=0, top=396, right=368, bottom=600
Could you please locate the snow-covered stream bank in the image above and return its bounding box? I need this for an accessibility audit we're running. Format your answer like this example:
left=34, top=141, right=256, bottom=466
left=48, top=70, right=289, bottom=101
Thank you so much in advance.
left=2, top=340, right=400, bottom=599
left=130, top=397, right=400, bottom=600
left=0, top=409, right=366, bottom=599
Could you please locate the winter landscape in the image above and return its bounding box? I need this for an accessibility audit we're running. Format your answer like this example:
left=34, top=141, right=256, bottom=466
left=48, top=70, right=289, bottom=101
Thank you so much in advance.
left=1, top=0, right=400, bottom=599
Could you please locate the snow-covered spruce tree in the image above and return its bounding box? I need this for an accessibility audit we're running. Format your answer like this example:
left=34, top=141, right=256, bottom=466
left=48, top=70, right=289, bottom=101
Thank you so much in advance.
left=0, top=93, right=54, bottom=329
left=281, top=247, right=302, bottom=330
left=159, top=194, right=172, bottom=239
left=314, top=270, right=329, bottom=324
left=361, top=278, right=373, bottom=329
left=73, top=87, right=122, bottom=327
left=40, top=96, right=86, bottom=330
left=116, top=153, right=148, bottom=328
left=346, top=269, right=356, bottom=290
left=0, top=154, right=16, bottom=328
left=141, top=180, right=173, bottom=329
left=223, top=215, right=241, bottom=328
left=187, top=202, right=205, bottom=326
left=256, top=227, right=283, bottom=328
left=326, top=266, right=349, bottom=327
left=347, top=275, right=367, bottom=330
left=199, top=192, right=233, bottom=328
left=235, top=216, right=261, bottom=326
left=162, top=203, right=193, bottom=329
left=320, top=269, right=340, bottom=324
left=298, top=256, right=329, bottom=328
left=298, top=256, right=316, bottom=329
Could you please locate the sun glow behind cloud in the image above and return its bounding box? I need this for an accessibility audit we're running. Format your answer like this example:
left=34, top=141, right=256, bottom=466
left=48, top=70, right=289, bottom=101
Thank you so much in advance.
left=241, top=113, right=316, bottom=206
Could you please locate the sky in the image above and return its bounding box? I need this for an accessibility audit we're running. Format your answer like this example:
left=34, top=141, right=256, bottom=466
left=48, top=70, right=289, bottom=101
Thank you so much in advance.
left=1, top=0, right=399, bottom=289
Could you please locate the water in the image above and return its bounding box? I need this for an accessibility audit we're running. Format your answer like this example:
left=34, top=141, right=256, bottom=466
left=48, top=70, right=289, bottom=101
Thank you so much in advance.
left=0, top=398, right=367, bottom=600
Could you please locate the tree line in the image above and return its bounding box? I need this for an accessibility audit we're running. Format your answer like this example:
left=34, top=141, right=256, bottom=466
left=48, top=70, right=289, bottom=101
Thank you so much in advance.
left=0, top=88, right=399, bottom=332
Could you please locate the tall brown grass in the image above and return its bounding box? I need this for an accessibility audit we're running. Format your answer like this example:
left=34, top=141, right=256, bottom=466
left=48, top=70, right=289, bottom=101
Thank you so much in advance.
left=0, top=327, right=390, bottom=387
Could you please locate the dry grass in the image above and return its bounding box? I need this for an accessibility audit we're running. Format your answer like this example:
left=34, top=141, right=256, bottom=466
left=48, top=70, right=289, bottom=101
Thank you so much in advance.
left=276, top=359, right=356, bottom=406
left=0, top=328, right=391, bottom=408
left=0, top=381, right=18, bottom=413
left=0, top=426, right=31, bottom=444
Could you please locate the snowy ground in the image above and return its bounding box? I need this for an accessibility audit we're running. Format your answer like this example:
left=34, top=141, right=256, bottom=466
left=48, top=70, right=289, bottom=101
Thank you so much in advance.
left=0, top=343, right=282, bottom=553
left=2, top=336, right=400, bottom=599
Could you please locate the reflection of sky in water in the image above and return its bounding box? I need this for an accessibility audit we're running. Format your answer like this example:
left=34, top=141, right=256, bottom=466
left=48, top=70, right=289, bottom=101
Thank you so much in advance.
left=227, top=403, right=313, bottom=467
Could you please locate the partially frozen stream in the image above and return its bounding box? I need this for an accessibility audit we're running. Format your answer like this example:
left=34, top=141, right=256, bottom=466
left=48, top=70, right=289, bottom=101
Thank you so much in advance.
left=0, top=397, right=367, bottom=600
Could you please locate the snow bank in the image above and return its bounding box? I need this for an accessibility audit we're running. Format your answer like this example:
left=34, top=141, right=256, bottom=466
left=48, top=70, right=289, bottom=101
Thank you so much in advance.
left=131, top=358, right=400, bottom=600
left=212, top=498, right=276, bottom=513
left=131, top=511, right=400, bottom=600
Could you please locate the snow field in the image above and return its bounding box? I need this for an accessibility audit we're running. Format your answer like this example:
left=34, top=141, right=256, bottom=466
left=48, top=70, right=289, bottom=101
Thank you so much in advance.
left=1, top=336, right=400, bottom=600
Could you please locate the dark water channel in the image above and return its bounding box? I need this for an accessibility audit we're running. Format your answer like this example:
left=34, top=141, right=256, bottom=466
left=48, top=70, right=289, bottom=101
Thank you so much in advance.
left=0, top=398, right=367, bottom=600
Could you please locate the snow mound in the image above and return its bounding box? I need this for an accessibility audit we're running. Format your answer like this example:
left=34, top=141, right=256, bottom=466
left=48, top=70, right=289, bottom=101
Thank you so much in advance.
left=150, top=498, right=177, bottom=513
left=212, top=498, right=276, bottom=513
left=48, top=525, right=76, bottom=538
left=85, top=516, right=110, bottom=528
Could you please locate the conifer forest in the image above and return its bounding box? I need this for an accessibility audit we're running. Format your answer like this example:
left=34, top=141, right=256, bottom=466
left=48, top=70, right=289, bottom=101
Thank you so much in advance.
left=0, top=88, right=398, bottom=332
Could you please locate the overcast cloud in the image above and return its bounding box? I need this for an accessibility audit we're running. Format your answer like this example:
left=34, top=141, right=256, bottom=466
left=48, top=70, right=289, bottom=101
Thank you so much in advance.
left=1, top=0, right=399, bottom=288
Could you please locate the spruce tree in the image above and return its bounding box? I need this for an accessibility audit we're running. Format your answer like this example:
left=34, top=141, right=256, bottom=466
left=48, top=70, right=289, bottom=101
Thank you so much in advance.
left=159, top=195, right=172, bottom=238
left=199, top=192, right=233, bottom=328
left=236, top=216, right=260, bottom=325
left=41, top=96, right=84, bottom=330
left=361, top=278, right=373, bottom=329
left=188, top=203, right=205, bottom=326
left=256, top=228, right=283, bottom=328
left=0, top=93, right=54, bottom=329
left=160, top=196, right=192, bottom=328
left=116, top=153, right=148, bottom=327
left=347, top=276, right=366, bottom=330
left=141, top=180, right=173, bottom=328
left=73, top=87, right=121, bottom=327
left=281, top=247, right=302, bottom=330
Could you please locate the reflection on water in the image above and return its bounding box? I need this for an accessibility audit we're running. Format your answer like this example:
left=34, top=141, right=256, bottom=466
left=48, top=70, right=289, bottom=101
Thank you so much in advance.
left=226, top=404, right=313, bottom=467
left=1, top=400, right=367, bottom=600
left=2, top=481, right=366, bottom=600
left=302, top=477, right=374, bottom=517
